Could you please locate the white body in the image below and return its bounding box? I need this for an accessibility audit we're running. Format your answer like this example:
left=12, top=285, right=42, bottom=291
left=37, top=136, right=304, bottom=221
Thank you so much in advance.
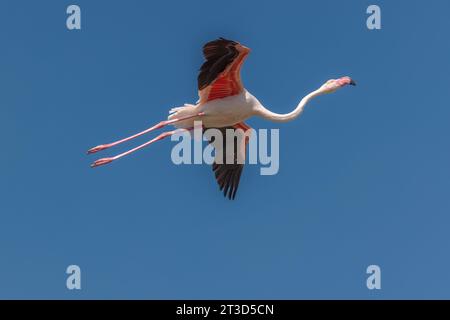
left=168, top=90, right=262, bottom=129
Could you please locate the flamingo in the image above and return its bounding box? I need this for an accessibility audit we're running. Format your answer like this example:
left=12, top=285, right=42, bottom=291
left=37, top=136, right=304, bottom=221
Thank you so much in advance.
left=88, top=38, right=356, bottom=199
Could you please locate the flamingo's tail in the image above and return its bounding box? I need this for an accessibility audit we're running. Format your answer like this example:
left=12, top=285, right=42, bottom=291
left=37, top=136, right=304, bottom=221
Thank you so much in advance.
left=168, top=104, right=201, bottom=128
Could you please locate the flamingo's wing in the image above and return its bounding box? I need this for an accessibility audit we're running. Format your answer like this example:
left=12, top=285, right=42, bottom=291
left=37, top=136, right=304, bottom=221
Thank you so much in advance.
left=197, top=38, right=250, bottom=104
left=206, top=122, right=252, bottom=200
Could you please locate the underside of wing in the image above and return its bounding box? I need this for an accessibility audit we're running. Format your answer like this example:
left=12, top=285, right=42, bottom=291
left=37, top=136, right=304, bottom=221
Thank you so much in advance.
left=198, top=38, right=250, bottom=104
left=206, top=123, right=252, bottom=200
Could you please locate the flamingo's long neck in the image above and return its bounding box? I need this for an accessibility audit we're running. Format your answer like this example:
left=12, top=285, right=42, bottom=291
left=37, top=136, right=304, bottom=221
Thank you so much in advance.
left=255, top=89, right=322, bottom=123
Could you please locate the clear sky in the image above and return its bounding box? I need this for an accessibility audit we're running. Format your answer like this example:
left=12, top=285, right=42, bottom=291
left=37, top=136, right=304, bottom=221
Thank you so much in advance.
left=1, top=0, right=450, bottom=299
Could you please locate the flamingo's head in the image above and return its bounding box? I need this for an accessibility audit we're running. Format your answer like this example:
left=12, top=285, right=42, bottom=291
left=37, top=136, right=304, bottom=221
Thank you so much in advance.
left=319, top=76, right=356, bottom=94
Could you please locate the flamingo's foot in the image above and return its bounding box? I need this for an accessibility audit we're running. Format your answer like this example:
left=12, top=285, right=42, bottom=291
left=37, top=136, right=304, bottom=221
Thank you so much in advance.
left=91, top=157, right=114, bottom=168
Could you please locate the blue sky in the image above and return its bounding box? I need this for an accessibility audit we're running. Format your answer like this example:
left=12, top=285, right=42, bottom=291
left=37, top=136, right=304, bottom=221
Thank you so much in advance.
left=1, top=0, right=450, bottom=299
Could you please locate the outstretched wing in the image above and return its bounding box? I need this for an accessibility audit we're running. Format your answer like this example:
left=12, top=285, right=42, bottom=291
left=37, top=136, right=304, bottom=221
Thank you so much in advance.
left=206, top=122, right=252, bottom=200
left=198, top=38, right=250, bottom=104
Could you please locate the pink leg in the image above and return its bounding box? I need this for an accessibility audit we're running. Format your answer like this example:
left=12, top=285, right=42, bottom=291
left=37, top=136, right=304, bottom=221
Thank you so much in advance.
left=87, top=112, right=204, bottom=154
left=90, top=127, right=195, bottom=168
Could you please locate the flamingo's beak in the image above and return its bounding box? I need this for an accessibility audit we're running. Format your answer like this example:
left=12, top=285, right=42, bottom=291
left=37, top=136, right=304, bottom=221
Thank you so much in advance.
left=349, top=79, right=356, bottom=86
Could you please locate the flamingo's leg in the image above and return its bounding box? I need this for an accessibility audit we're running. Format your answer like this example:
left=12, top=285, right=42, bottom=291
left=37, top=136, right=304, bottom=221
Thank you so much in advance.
left=90, top=127, right=195, bottom=168
left=87, top=112, right=204, bottom=154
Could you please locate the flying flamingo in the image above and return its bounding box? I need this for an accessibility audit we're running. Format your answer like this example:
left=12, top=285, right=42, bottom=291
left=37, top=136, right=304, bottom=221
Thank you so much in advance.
left=88, top=38, right=355, bottom=199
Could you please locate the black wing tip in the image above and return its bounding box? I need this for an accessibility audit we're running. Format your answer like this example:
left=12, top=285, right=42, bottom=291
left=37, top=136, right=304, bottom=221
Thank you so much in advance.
left=213, top=164, right=243, bottom=200
left=204, top=37, right=239, bottom=48
left=198, top=38, right=241, bottom=90
left=209, top=127, right=245, bottom=201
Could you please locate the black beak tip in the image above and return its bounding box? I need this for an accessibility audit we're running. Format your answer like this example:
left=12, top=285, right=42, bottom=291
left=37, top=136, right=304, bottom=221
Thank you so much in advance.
left=349, top=79, right=356, bottom=86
